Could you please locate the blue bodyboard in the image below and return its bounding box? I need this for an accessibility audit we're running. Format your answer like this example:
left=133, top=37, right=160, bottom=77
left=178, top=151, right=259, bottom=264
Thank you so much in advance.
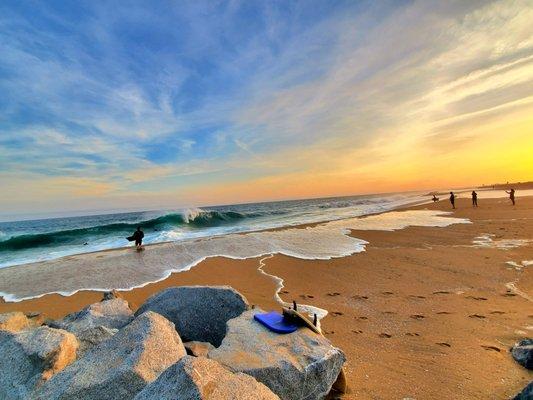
left=254, top=311, right=298, bottom=334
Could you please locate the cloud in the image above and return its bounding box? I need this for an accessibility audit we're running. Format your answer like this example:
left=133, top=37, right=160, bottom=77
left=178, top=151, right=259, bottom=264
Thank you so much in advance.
left=0, top=0, right=532, bottom=215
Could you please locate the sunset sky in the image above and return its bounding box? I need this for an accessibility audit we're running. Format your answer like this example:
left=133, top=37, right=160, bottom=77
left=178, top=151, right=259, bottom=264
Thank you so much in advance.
left=1, top=0, right=532, bottom=217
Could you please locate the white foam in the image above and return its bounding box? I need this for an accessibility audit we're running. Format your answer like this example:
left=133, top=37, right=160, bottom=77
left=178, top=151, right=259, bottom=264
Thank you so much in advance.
left=257, top=254, right=328, bottom=324
left=472, top=234, right=530, bottom=249
left=0, top=210, right=469, bottom=302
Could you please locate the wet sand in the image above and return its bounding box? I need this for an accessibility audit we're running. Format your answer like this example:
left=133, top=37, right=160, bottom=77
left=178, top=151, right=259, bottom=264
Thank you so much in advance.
left=1, top=196, right=532, bottom=399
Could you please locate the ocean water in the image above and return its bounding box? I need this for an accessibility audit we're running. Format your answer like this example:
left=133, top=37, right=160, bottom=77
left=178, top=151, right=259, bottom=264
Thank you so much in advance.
left=0, top=192, right=431, bottom=268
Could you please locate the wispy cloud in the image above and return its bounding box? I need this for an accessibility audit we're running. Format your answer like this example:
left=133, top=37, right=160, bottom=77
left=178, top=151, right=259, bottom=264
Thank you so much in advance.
left=0, top=0, right=532, bottom=215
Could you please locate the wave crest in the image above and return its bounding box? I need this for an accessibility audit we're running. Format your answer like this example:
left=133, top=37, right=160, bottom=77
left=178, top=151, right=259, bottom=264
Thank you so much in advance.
left=0, top=209, right=252, bottom=252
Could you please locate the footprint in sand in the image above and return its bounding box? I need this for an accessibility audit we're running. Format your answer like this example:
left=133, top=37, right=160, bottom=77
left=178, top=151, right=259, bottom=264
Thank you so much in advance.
left=490, top=311, right=505, bottom=315
left=324, top=330, right=335, bottom=335
left=357, top=316, right=368, bottom=320
left=280, top=290, right=290, bottom=294
left=436, top=342, right=451, bottom=347
left=433, top=291, right=450, bottom=295
left=379, top=333, right=392, bottom=338
left=405, top=332, right=420, bottom=337
left=331, top=311, right=343, bottom=317
left=299, top=294, right=314, bottom=299
left=436, top=311, right=452, bottom=315
left=502, top=292, right=517, bottom=297
left=469, top=314, right=486, bottom=319
left=382, top=311, right=396, bottom=315
left=352, top=295, right=369, bottom=300
left=481, top=345, right=501, bottom=352
left=466, top=296, right=488, bottom=301
left=327, top=292, right=341, bottom=297
left=410, top=314, right=425, bottom=320
left=352, top=329, right=363, bottom=334
left=382, top=291, right=394, bottom=295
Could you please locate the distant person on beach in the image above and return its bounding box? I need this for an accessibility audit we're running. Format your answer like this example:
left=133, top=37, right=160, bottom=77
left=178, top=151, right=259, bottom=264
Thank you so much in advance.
left=132, top=226, right=144, bottom=250
left=505, top=188, right=515, bottom=205
left=471, top=191, right=478, bottom=207
left=432, top=195, right=439, bottom=202
left=449, top=192, right=455, bottom=209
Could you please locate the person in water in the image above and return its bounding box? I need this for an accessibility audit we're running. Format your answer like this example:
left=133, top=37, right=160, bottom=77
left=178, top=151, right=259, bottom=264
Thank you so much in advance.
left=471, top=190, right=478, bottom=207
left=132, top=226, right=144, bottom=250
left=505, top=188, right=515, bottom=205
left=432, top=194, right=439, bottom=202
left=449, top=192, right=455, bottom=209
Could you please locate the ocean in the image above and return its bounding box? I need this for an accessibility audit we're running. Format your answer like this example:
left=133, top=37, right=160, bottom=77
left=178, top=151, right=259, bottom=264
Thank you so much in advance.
left=0, top=192, right=431, bottom=269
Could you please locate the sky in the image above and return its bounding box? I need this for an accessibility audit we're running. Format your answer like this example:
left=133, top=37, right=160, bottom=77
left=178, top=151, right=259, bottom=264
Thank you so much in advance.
left=1, top=0, right=532, bottom=217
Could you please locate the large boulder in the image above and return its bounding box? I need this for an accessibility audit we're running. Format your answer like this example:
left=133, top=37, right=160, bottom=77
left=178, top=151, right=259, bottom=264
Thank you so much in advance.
left=209, top=309, right=346, bottom=400
left=51, top=298, right=133, bottom=335
left=0, top=312, right=32, bottom=332
left=33, top=311, right=186, bottom=400
left=512, top=339, right=533, bottom=369
left=134, top=355, right=279, bottom=400
left=75, top=326, right=118, bottom=357
left=0, top=327, right=78, bottom=400
left=135, top=286, right=249, bottom=346
left=513, top=381, right=533, bottom=400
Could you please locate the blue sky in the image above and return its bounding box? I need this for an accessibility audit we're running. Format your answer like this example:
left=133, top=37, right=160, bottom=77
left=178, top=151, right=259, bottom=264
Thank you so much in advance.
left=1, top=0, right=532, bottom=217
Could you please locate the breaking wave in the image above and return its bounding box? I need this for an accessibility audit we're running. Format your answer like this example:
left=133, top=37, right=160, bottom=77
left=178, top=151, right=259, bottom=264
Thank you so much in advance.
left=0, top=209, right=256, bottom=252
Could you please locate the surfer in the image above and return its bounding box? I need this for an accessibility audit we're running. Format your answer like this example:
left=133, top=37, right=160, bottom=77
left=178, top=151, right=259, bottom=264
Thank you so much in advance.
left=432, top=195, right=439, bottom=202
left=505, top=188, right=515, bottom=205
left=131, top=226, right=144, bottom=250
left=449, top=192, right=455, bottom=209
left=471, top=191, right=478, bottom=207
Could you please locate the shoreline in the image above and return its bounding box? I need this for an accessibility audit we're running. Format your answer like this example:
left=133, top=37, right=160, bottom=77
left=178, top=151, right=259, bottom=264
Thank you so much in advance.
left=0, top=198, right=470, bottom=303
left=0, top=196, right=532, bottom=398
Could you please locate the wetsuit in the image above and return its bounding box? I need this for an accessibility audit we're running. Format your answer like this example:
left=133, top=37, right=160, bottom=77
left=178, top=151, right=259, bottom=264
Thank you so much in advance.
left=133, top=230, right=144, bottom=246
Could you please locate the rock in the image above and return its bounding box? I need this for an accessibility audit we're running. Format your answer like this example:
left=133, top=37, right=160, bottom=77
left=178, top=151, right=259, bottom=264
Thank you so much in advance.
left=0, top=312, right=32, bottom=332
left=0, top=326, right=78, bottom=400
left=75, top=326, right=118, bottom=357
left=135, top=286, right=249, bottom=346
left=53, top=298, right=133, bottom=335
left=511, top=339, right=533, bottom=369
left=209, top=309, right=346, bottom=400
left=513, top=381, right=533, bottom=400
left=184, top=341, right=215, bottom=357
left=33, top=311, right=186, bottom=400
left=101, top=290, right=122, bottom=301
left=134, top=355, right=279, bottom=400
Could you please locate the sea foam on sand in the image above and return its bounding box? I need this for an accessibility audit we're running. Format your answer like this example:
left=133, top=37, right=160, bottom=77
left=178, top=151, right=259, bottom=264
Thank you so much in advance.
left=0, top=210, right=470, bottom=302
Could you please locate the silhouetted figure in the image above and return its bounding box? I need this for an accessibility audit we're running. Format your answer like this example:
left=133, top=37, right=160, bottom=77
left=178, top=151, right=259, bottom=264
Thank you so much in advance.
left=505, top=188, right=515, bottom=205
left=471, top=191, right=478, bottom=207
left=432, top=195, right=439, bottom=202
left=132, top=226, right=144, bottom=250
left=449, top=192, right=455, bottom=209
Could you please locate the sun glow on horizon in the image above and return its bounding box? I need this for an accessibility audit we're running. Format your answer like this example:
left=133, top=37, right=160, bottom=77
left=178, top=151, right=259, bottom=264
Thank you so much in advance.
left=0, top=1, right=532, bottom=216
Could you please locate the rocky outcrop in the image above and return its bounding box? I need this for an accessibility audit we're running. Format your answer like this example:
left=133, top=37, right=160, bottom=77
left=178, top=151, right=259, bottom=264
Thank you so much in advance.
left=51, top=298, right=133, bottom=335
left=513, top=381, right=533, bottom=400
left=75, top=326, right=118, bottom=357
left=209, top=309, right=346, bottom=400
left=134, top=355, right=280, bottom=400
left=511, top=339, right=533, bottom=370
left=0, top=312, right=32, bottom=332
left=184, top=341, right=215, bottom=357
left=135, top=286, right=249, bottom=346
left=0, top=326, right=78, bottom=400
left=33, top=311, right=186, bottom=400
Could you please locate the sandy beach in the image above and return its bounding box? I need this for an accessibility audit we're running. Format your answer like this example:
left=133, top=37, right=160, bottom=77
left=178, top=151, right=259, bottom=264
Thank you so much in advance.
left=1, top=195, right=532, bottom=399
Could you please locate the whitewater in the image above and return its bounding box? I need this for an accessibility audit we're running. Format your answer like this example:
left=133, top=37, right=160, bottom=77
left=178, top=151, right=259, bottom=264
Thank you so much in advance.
left=0, top=190, right=471, bottom=302
left=0, top=192, right=433, bottom=268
